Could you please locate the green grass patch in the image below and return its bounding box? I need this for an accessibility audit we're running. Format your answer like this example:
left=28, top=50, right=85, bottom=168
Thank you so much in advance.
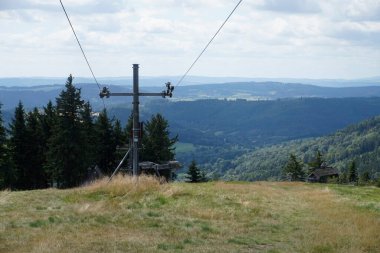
left=327, top=184, right=380, bottom=212
left=311, top=244, right=335, bottom=253
left=146, top=211, right=161, bottom=217
left=148, top=195, right=169, bottom=208
left=29, top=219, right=48, bottom=228
left=157, top=242, right=184, bottom=251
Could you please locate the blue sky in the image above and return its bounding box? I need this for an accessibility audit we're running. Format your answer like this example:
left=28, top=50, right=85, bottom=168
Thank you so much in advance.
left=0, top=0, right=379, bottom=79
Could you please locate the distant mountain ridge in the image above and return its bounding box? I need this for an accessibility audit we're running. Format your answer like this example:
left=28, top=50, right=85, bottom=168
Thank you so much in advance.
left=2, top=81, right=380, bottom=110
left=0, top=76, right=379, bottom=87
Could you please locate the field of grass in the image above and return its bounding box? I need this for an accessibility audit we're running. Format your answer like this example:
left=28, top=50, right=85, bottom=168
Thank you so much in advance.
left=0, top=176, right=379, bottom=253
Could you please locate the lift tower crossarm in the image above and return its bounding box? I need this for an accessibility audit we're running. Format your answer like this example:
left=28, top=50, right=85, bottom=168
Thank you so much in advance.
left=100, top=87, right=174, bottom=99
left=100, top=92, right=169, bottom=98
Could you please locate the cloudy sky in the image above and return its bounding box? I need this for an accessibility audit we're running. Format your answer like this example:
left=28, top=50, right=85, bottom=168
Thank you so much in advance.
left=0, top=0, right=379, bottom=79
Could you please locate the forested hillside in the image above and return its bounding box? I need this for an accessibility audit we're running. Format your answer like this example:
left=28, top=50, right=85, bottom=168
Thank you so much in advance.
left=210, top=116, right=380, bottom=181
left=0, top=76, right=177, bottom=190
left=115, top=97, right=380, bottom=147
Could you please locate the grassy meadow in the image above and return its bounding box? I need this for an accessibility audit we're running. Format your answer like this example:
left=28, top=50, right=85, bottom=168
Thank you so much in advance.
left=0, top=176, right=379, bottom=253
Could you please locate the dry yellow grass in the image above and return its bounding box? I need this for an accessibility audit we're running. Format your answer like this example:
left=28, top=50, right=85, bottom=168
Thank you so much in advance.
left=82, top=174, right=166, bottom=197
left=0, top=179, right=379, bottom=253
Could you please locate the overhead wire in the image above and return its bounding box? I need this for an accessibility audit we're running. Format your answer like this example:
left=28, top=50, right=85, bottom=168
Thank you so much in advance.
left=175, top=0, right=243, bottom=87
left=59, top=0, right=106, bottom=110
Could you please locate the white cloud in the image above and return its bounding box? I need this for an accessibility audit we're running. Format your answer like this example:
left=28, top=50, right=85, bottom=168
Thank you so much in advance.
left=0, top=0, right=379, bottom=79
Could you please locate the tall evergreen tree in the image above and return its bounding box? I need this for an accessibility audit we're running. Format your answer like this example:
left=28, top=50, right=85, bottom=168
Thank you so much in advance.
left=0, top=104, right=13, bottom=189
left=283, top=154, right=304, bottom=181
left=25, top=108, right=46, bottom=189
left=348, top=160, right=358, bottom=183
left=81, top=101, right=96, bottom=168
left=113, top=119, right=126, bottom=165
left=40, top=101, right=57, bottom=186
left=359, top=171, right=370, bottom=184
left=46, top=75, right=86, bottom=188
left=9, top=102, right=29, bottom=189
left=114, top=119, right=125, bottom=148
left=94, top=109, right=116, bottom=175
left=142, top=113, right=178, bottom=163
left=308, top=150, right=324, bottom=171
left=40, top=101, right=56, bottom=147
left=124, top=113, right=133, bottom=144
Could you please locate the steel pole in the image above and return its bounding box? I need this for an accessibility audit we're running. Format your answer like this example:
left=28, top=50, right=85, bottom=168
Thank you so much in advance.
left=132, top=64, right=140, bottom=177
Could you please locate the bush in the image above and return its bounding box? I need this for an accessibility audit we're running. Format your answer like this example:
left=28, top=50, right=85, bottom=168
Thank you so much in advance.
left=376, top=178, right=380, bottom=188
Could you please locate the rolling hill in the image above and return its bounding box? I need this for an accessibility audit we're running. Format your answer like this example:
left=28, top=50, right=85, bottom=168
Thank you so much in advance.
left=207, top=116, right=380, bottom=181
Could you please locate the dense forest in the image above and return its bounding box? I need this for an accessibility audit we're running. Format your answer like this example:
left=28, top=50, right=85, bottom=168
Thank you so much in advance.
left=111, top=97, right=380, bottom=147
left=1, top=76, right=380, bottom=186
left=205, top=116, right=380, bottom=181
left=0, top=76, right=176, bottom=190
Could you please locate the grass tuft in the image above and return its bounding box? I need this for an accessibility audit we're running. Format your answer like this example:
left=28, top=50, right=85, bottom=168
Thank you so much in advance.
left=81, top=174, right=166, bottom=198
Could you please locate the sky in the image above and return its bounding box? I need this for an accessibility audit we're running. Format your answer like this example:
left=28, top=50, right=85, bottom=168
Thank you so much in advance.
left=0, top=0, right=379, bottom=79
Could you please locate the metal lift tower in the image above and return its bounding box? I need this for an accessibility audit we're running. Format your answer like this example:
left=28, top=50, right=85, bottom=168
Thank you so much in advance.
left=100, top=64, right=174, bottom=178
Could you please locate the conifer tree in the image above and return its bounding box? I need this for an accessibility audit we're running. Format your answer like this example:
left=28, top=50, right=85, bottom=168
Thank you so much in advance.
left=40, top=101, right=57, bottom=185
left=94, top=109, right=116, bottom=174
left=24, top=108, right=46, bottom=189
left=308, top=150, right=324, bottom=172
left=283, top=154, right=304, bottom=181
left=142, top=113, right=178, bottom=163
left=40, top=101, right=57, bottom=149
left=124, top=113, right=133, bottom=143
left=186, top=160, right=206, bottom=183
left=348, top=160, right=358, bottom=184
left=359, top=171, right=370, bottom=184
left=113, top=119, right=126, bottom=165
left=81, top=101, right=96, bottom=168
left=46, top=75, right=86, bottom=188
left=114, top=119, right=125, bottom=148
left=9, top=102, right=29, bottom=189
left=0, top=104, right=13, bottom=189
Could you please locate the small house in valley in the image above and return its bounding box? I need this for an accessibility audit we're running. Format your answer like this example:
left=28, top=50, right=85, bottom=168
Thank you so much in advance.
left=308, top=166, right=339, bottom=183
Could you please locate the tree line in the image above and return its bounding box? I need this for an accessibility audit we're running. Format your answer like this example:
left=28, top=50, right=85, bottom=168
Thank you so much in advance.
left=0, top=75, right=177, bottom=190
left=282, top=151, right=379, bottom=186
left=214, top=115, right=380, bottom=182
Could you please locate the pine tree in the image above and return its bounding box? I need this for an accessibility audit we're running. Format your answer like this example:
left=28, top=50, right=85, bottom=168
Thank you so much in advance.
left=283, top=154, right=304, bottom=181
left=40, top=101, right=57, bottom=150
left=40, top=101, right=57, bottom=186
left=81, top=101, right=96, bottom=168
left=186, top=160, right=205, bottom=183
left=348, top=160, right=358, bottom=184
left=24, top=108, right=46, bottom=189
left=9, top=102, right=29, bottom=189
left=124, top=113, right=133, bottom=143
left=46, top=75, right=86, bottom=188
left=359, top=171, right=370, bottom=184
left=113, top=119, right=127, bottom=166
left=114, top=119, right=125, bottom=148
left=0, top=104, right=13, bottom=189
left=308, top=150, right=324, bottom=172
left=142, top=113, right=178, bottom=163
left=94, top=109, right=116, bottom=175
